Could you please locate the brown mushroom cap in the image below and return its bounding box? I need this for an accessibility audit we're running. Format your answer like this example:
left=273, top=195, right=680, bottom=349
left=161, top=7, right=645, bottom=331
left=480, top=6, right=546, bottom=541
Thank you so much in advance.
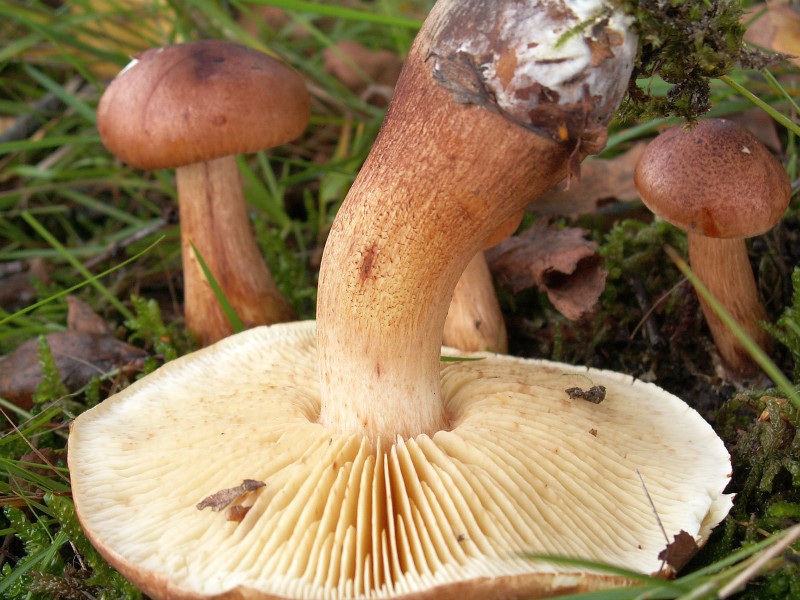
left=634, top=118, right=790, bottom=239
left=97, top=40, right=311, bottom=170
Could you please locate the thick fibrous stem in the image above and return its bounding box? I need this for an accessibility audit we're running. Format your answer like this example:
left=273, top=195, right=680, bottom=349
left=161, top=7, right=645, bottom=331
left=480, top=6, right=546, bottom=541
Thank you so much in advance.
left=688, top=235, right=771, bottom=378
left=443, top=252, right=508, bottom=353
left=177, top=157, right=295, bottom=346
left=317, top=0, right=636, bottom=444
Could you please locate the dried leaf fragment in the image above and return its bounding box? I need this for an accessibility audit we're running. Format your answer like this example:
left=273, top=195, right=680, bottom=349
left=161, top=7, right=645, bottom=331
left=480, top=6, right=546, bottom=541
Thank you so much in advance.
left=0, top=332, right=148, bottom=409
left=658, top=530, right=699, bottom=573
left=486, top=219, right=607, bottom=320
left=0, top=258, right=49, bottom=312
left=744, top=2, right=800, bottom=66
left=225, top=505, right=252, bottom=522
left=66, top=295, right=109, bottom=335
left=196, top=479, right=265, bottom=512
left=534, top=143, right=646, bottom=215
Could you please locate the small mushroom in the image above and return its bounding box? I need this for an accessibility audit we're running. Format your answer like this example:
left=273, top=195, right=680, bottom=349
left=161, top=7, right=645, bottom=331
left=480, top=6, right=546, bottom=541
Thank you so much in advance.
left=70, top=1, right=732, bottom=598
left=97, top=40, right=310, bottom=346
left=443, top=252, right=508, bottom=352
left=634, top=118, right=791, bottom=379
left=443, top=212, right=523, bottom=353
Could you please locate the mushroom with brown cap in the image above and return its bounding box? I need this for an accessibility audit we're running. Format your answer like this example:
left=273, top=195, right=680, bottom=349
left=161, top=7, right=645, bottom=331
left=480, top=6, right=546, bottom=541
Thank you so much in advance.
left=97, top=40, right=310, bottom=346
left=70, top=2, right=733, bottom=598
left=634, top=118, right=791, bottom=380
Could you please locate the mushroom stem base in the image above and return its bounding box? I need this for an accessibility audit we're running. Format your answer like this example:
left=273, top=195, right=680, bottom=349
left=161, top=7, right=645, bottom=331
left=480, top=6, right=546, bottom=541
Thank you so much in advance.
left=688, top=235, right=770, bottom=379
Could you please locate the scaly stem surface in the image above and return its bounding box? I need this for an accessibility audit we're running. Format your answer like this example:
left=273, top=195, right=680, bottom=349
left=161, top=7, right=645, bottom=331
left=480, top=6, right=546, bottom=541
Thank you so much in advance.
left=177, top=157, right=295, bottom=346
left=317, top=0, right=636, bottom=444
left=316, top=51, right=570, bottom=442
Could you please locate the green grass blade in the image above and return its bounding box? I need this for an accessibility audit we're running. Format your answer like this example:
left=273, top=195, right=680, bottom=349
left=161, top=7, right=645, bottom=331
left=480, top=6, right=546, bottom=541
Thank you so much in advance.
left=0, top=235, right=163, bottom=326
left=19, top=211, right=134, bottom=320
left=720, top=74, right=800, bottom=137
left=22, top=64, right=96, bottom=125
left=665, top=245, right=800, bottom=408
left=190, top=242, right=244, bottom=334
left=248, top=0, right=422, bottom=28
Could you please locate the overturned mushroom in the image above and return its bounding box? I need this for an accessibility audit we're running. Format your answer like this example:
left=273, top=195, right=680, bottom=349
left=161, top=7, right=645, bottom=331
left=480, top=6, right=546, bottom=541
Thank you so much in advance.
left=70, top=1, right=732, bottom=598
left=97, top=40, right=309, bottom=346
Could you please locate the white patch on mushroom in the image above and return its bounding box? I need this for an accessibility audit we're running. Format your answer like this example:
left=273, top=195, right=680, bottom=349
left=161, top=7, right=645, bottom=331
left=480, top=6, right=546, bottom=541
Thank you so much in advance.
left=448, top=0, right=637, bottom=122
left=116, top=57, right=139, bottom=78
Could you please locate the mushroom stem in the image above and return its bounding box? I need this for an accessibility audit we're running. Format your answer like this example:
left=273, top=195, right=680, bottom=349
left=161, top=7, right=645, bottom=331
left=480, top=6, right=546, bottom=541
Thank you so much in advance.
left=317, top=0, right=636, bottom=444
left=443, top=251, right=508, bottom=353
left=688, top=234, right=771, bottom=378
left=177, top=156, right=295, bottom=346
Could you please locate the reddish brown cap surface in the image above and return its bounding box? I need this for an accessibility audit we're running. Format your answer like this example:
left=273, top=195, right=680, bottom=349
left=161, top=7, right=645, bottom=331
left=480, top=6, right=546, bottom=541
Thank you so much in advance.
left=634, top=118, right=790, bottom=238
left=97, top=40, right=310, bottom=170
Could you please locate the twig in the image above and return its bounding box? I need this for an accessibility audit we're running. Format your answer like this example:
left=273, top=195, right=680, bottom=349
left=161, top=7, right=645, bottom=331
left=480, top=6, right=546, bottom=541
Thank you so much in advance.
left=636, top=469, right=669, bottom=574
left=628, top=276, right=666, bottom=348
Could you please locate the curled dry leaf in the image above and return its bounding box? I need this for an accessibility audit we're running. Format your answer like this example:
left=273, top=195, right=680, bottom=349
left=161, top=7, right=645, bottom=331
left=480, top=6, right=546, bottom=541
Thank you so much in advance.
left=533, top=143, right=646, bottom=216
left=9, top=448, right=58, bottom=494
left=486, top=219, right=607, bottom=320
left=196, top=479, right=266, bottom=512
left=0, top=332, right=148, bottom=409
left=728, top=108, right=783, bottom=153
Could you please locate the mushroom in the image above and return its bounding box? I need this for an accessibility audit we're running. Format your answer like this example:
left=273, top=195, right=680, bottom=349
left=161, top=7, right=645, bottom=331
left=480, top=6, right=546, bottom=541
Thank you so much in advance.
left=70, top=1, right=733, bottom=598
left=442, top=212, right=523, bottom=353
left=443, top=252, right=508, bottom=352
left=97, top=40, right=309, bottom=346
left=634, top=118, right=791, bottom=379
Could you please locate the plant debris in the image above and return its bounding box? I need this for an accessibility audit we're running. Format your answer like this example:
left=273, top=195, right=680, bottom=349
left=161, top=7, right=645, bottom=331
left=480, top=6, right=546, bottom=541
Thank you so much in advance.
left=196, top=479, right=266, bottom=512
left=658, top=530, right=699, bottom=573
left=565, top=385, right=607, bottom=404
left=0, top=331, right=148, bottom=409
left=620, top=0, right=777, bottom=121
left=487, top=220, right=607, bottom=321
left=533, top=143, right=646, bottom=216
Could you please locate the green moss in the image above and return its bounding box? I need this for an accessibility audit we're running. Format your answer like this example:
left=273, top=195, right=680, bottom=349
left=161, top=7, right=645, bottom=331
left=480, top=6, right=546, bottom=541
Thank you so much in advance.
left=618, top=0, right=772, bottom=121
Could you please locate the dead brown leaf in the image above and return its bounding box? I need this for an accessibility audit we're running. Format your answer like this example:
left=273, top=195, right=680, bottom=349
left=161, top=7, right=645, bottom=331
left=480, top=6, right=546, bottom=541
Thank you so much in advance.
left=744, top=2, right=800, bottom=66
left=486, top=220, right=607, bottom=320
left=532, top=143, right=645, bottom=216
left=237, top=5, right=311, bottom=41
left=0, top=331, right=148, bottom=409
left=66, top=295, right=109, bottom=335
left=9, top=448, right=58, bottom=494
left=196, top=479, right=266, bottom=512
left=658, top=530, right=699, bottom=574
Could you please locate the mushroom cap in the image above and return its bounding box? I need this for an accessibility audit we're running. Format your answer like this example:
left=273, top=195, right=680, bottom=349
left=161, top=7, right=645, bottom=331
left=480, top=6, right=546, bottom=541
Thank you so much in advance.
left=97, top=40, right=311, bottom=170
left=634, top=118, right=790, bottom=239
left=68, top=322, right=733, bottom=600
